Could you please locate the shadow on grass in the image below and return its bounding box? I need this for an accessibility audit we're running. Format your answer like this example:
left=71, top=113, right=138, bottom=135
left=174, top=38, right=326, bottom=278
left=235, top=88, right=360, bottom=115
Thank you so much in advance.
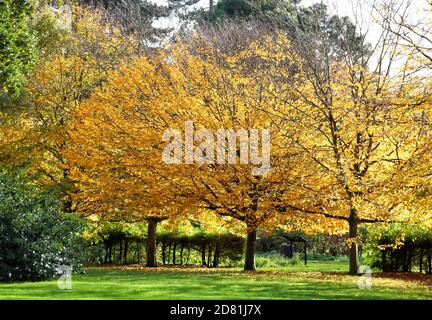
left=1, top=267, right=431, bottom=300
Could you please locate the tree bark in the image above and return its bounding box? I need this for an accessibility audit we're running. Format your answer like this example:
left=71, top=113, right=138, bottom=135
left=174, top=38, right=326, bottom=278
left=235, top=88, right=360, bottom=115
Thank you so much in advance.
left=390, top=250, right=394, bottom=271
left=146, top=218, right=158, bottom=267
left=172, top=242, right=177, bottom=265
left=207, top=244, right=212, bottom=267
left=162, top=241, right=166, bottom=265
left=119, top=238, right=123, bottom=263
left=213, top=243, right=220, bottom=268
left=348, top=217, right=359, bottom=275
left=420, top=248, right=423, bottom=273
left=185, top=248, right=191, bottom=265
left=104, top=242, right=109, bottom=263
left=123, top=239, right=128, bottom=263
left=428, top=253, right=431, bottom=274
left=244, top=229, right=257, bottom=271
left=201, top=244, right=206, bottom=266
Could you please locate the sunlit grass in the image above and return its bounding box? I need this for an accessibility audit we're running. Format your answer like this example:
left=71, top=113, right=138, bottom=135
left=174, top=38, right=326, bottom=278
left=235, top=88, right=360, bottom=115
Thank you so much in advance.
left=1, top=261, right=431, bottom=300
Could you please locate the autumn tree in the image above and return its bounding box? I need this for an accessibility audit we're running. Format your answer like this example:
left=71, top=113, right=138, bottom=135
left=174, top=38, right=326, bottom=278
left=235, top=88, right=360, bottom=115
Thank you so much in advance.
left=156, top=28, right=341, bottom=270
left=0, top=4, right=141, bottom=211
left=64, top=53, right=191, bottom=267
left=263, top=19, right=432, bottom=274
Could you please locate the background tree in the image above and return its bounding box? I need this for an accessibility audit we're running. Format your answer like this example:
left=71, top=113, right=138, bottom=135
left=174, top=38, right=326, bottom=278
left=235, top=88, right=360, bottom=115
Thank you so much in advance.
left=192, top=0, right=370, bottom=63
left=64, top=54, right=189, bottom=267
left=266, top=27, right=432, bottom=274
left=0, top=4, right=141, bottom=212
left=158, top=27, right=345, bottom=270
left=0, top=0, right=36, bottom=97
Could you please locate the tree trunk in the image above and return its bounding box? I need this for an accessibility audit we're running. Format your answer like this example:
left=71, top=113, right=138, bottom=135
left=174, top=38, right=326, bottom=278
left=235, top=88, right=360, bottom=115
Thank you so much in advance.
left=407, top=248, right=412, bottom=272
left=123, top=239, right=128, bottom=264
left=172, top=242, right=177, bottom=265
left=104, top=242, right=109, bottom=263
left=162, top=241, right=166, bottom=265
left=133, top=243, right=139, bottom=264
left=348, top=218, right=359, bottom=275
left=185, top=248, right=191, bottom=265
left=420, top=248, right=423, bottom=273
left=244, top=229, right=257, bottom=271
left=119, top=238, right=123, bottom=263
left=146, top=218, right=158, bottom=267
left=212, top=243, right=220, bottom=268
left=201, top=244, right=206, bottom=266
left=390, top=250, right=394, bottom=271
left=207, top=244, right=212, bottom=267
left=428, top=253, right=432, bottom=273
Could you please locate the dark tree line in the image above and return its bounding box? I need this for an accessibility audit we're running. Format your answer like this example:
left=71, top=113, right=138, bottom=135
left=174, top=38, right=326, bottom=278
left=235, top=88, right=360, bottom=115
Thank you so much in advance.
left=97, top=231, right=244, bottom=267
left=158, top=233, right=244, bottom=267
left=377, top=239, right=432, bottom=273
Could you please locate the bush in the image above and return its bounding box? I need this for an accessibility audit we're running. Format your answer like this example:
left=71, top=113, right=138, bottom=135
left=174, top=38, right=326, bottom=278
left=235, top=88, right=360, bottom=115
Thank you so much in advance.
left=0, top=168, right=85, bottom=282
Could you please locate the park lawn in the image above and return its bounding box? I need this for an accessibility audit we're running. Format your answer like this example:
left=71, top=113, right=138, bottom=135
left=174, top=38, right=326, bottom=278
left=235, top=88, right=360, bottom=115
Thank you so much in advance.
left=0, top=261, right=431, bottom=300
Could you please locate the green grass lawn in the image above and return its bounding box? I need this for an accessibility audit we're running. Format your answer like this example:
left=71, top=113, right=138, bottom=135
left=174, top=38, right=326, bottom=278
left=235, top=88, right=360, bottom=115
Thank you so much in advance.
left=1, top=261, right=431, bottom=300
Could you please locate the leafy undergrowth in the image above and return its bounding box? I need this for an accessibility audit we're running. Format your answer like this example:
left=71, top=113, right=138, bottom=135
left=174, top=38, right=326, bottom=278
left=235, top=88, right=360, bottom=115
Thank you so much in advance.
left=1, top=262, right=431, bottom=300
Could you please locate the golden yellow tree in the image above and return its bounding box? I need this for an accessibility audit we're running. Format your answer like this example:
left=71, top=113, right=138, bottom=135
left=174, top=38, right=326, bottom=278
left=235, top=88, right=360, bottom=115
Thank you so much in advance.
left=64, top=53, right=192, bottom=266
left=0, top=5, right=140, bottom=211
left=64, top=31, right=311, bottom=270
left=265, top=31, right=432, bottom=274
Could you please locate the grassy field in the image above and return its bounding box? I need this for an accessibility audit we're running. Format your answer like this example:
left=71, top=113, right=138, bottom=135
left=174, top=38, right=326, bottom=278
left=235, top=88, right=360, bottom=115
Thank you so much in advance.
left=1, top=261, right=431, bottom=300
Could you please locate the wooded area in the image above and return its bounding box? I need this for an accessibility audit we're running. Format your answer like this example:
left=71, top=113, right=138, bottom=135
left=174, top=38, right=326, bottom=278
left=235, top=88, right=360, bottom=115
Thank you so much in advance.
left=1, top=1, right=432, bottom=293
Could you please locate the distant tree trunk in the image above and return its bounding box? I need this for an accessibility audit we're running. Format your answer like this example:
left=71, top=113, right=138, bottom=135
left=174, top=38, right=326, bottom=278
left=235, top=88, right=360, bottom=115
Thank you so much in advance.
left=185, top=247, right=191, bottom=265
left=402, top=247, right=409, bottom=272
left=123, top=239, right=128, bottom=263
left=201, top=244, right=206, bottom=266
left=390, top=250, right=394, bottom=271
left=244, top=229, right=256, bottom=271
left=104, top=242, right=109, bottom=263
left=428, top=252, right=432, bottom=273
left=133, top=243, right=139, bottom=264
left=207, top=244, right=212, bottom=267
left=109, top=244, right=112, bottom=263
left=382, top=250, right=387, bottom=272
left=407, top=248, right=412, bottom=272
left=119, top=238, right=123, bottom=263
left=420, top=248, right=423, bottom=273
left=146, top=218, right=158, bottom=267
left=212, top=243, right=220, bottom=268
left=180, top=244, right=184, bottom=265
left=172, top=242, right=177, bottom=265
left=162, top=241, right=167, bottom=265
left=348, top=214, right=359, bottom=275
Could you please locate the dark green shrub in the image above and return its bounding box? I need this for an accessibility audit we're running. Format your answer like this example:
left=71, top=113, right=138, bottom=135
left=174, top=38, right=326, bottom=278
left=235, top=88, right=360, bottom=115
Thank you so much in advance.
left=0, top=168, right=85, bottom=282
